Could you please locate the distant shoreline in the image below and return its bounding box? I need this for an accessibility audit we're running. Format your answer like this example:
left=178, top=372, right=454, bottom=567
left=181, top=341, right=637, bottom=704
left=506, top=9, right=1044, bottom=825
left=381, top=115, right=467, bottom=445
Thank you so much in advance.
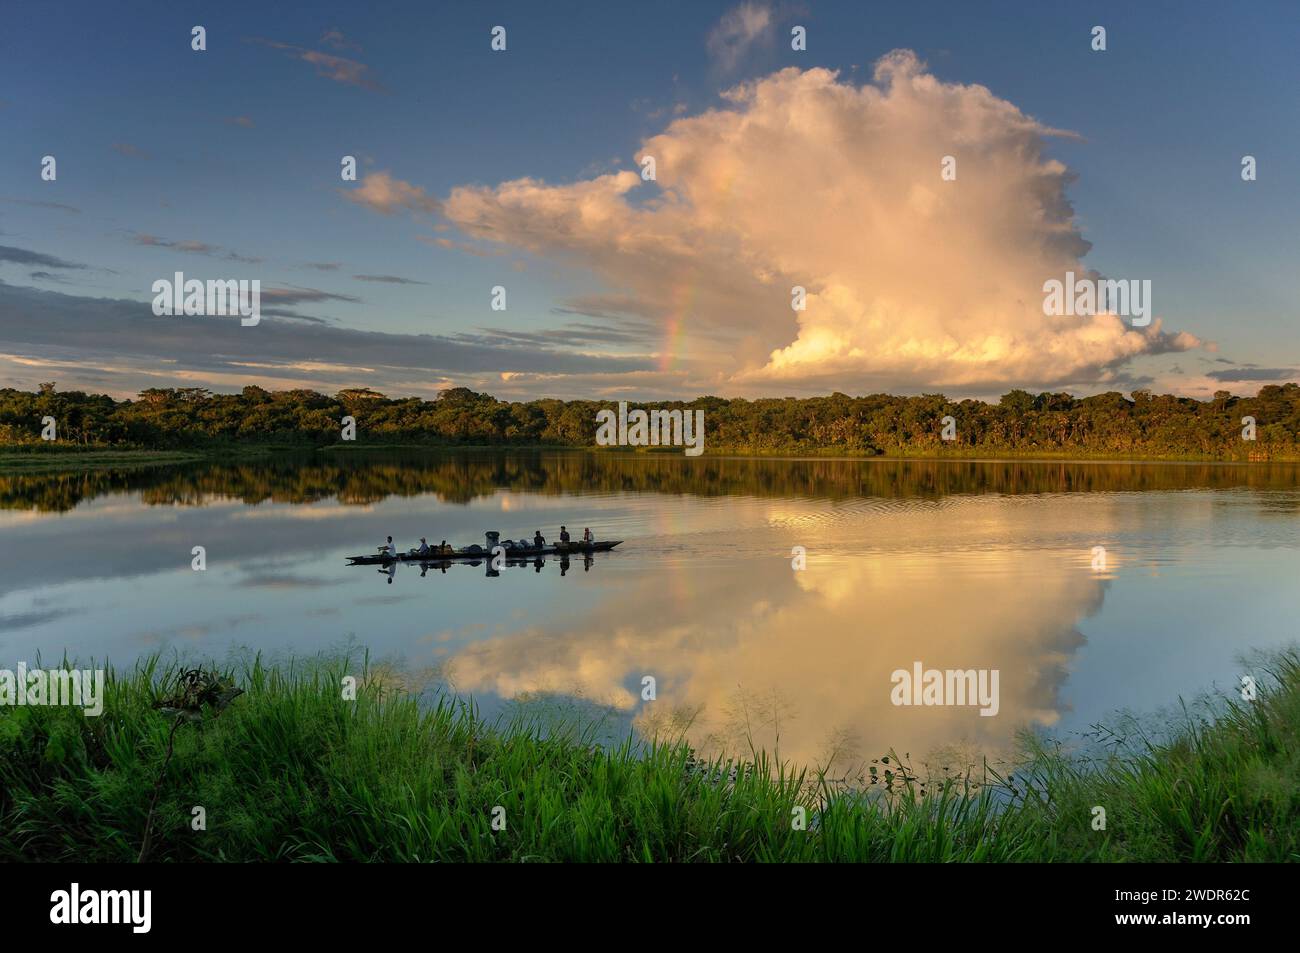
left=3, top=384, right=1297, bottom=465
left=2, top=443, right=1297, bottom=473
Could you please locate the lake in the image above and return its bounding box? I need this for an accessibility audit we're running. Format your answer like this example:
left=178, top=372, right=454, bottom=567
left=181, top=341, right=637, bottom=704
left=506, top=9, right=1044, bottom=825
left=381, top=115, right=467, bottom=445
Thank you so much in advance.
left=2, top=451, right=1297, bottom=777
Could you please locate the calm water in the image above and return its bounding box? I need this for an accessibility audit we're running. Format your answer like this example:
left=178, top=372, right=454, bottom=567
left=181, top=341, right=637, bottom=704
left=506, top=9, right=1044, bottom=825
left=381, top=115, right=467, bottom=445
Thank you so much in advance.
left=2, top=451, right=1298, bottom=772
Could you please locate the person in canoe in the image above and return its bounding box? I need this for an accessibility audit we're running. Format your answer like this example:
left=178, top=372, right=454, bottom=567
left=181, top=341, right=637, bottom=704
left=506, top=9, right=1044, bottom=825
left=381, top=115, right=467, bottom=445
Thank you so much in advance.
left=382, top=535, right=396, bottom=557
left=583, top=527, right=594, bottom=545
left=559, top=526, right=571, bottom=544
left=439, top=539, right=451, bottom=555
left=533, top=530, right=546, bottom=548
left=417, top=537, right=430, bottom=556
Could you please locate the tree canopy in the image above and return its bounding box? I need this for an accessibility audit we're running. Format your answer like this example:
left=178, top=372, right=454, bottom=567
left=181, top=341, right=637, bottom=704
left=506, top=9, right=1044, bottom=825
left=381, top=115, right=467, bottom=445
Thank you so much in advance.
left=1, top=383, right=1298, bottom=461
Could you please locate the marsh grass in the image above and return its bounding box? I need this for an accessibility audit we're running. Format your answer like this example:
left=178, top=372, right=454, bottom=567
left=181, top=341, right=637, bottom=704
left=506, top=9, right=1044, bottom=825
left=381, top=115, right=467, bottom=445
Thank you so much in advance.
left=1, top=651, right=1297, bottom=862
left=0, top=449, right=206, bottom=472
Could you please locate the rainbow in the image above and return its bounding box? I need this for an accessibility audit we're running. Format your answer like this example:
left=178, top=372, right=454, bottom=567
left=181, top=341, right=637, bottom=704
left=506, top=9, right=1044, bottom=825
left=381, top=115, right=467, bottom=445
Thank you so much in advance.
left=656, top=160, right=742, bottom=371
left=660, top=274, right=699, bottom=371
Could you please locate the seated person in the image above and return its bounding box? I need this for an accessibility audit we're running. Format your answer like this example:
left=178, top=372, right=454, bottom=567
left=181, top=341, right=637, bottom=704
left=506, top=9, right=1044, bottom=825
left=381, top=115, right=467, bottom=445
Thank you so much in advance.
left=583, top=527, right=594, bottom=544
left=417, top=537, right=430, bottom=556
left=533, top=530, right=546, bottom=548
left=559, top=526, right=571, bottom=544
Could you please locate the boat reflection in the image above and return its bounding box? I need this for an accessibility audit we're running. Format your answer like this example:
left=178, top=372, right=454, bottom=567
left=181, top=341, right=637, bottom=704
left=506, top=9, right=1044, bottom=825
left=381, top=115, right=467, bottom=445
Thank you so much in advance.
left=375, top=551, right=600, bottom=583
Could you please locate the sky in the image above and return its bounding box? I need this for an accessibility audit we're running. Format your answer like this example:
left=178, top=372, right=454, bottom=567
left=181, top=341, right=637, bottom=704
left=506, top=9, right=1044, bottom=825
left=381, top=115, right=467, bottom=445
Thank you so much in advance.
left=1, top=0, right=1298, bottom=402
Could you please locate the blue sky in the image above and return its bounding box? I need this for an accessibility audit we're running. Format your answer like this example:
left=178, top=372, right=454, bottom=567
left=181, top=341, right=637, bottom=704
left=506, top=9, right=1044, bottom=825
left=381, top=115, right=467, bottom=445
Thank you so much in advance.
left=2, top=0, right=1297, bottom=399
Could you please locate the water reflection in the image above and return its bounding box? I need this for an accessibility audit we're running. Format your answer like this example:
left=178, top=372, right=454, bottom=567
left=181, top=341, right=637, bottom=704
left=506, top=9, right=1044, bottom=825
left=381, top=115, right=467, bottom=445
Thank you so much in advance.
left=443, top=525, right=1104, bottom=775
left=1, top=451, right=1297, bottom=776
left=6, top=450, right=1300, bottom=513
left=368, top=551, right=602, bottom=584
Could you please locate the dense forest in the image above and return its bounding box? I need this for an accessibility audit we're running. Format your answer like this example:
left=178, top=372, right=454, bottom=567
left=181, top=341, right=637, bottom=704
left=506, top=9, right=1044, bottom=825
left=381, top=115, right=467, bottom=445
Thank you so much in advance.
left=2, top=382, right=1299, bottom=460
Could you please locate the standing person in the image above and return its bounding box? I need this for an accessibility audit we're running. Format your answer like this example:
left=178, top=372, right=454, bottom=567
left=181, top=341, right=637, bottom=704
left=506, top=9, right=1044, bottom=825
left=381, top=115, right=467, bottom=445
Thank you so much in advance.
left=559, top=525, right=571, bottom=544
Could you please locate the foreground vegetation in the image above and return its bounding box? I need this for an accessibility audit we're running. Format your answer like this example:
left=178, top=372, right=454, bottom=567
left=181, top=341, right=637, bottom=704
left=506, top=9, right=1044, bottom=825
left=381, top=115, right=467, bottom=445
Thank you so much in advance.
left=3, top=382, right=1299, bottom=460
left=2, top=651, right=1296, bottom=862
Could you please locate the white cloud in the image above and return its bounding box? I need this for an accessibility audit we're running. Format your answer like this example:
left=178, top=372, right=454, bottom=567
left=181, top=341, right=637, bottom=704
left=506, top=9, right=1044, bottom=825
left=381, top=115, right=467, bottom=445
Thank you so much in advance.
left=440, top=50, right=1201, bottom=396
left=344, top=171, right=441, bottom=216
left=707, top=2, right=775, bottom=72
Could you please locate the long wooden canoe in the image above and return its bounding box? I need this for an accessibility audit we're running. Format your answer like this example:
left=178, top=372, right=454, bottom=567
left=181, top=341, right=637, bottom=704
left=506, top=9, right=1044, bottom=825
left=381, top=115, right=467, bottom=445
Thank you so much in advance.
left=347, top=540, right=622, bottom=565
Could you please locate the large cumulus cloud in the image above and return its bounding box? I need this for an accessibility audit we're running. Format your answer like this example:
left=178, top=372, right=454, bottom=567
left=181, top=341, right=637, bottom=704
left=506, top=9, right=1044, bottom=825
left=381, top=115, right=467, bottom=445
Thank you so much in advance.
left=441, top=50, right=1199, bottom=395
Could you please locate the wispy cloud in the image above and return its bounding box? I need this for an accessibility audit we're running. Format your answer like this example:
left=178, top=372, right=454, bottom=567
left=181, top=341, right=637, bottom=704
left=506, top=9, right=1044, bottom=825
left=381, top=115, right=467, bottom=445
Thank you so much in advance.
left=0, top=244, right=89, bottom=270
left=260, top=286, right=362, bottom=307
left=459, top=320, right=660, bottom=350
left=130, top=233, right=262, bottom=264
left=320, top=28, right=361, bottom=52
left=255, top=309, right=335, bottom=325
left=418, top=235, right=507, bottom=257
left=1207, top=367, right=1298, bottom=382
left=353, top=274, right=428, bottom=285
left=246, top=37, right=383, bottom=91
left=2, top=198, right=81, bottom=214
left=0, top=282, right=653, bottom=399
left=707, top=2, right=775, bottom=71
left=110, top=142, right=148, bottom=159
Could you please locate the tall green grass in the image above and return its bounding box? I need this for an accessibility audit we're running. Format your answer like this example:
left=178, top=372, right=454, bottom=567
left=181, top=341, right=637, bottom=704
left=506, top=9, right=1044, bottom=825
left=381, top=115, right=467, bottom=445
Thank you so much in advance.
left=1, top=651, right=1297, bottom=862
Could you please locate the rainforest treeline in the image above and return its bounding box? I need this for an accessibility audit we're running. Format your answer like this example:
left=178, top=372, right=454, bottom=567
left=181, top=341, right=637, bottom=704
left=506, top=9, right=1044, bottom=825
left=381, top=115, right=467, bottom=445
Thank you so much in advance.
left=1, top=382, right=1299, bottom=460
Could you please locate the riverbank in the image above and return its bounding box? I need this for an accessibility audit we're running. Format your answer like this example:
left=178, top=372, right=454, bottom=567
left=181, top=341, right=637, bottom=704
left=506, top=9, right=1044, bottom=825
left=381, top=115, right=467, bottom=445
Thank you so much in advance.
left=0, top=444, right=576, bottom=473
left=2, top=443, right=1296, bottom=472
left=2, top=651, right=1295, bottom=862
left=0, top=448, right=210, bottom=472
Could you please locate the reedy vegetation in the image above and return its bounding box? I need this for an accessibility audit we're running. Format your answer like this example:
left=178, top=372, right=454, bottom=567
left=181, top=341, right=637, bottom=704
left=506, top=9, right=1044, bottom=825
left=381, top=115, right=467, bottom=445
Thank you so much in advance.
left=1, top=651, right=1296, bottom=862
